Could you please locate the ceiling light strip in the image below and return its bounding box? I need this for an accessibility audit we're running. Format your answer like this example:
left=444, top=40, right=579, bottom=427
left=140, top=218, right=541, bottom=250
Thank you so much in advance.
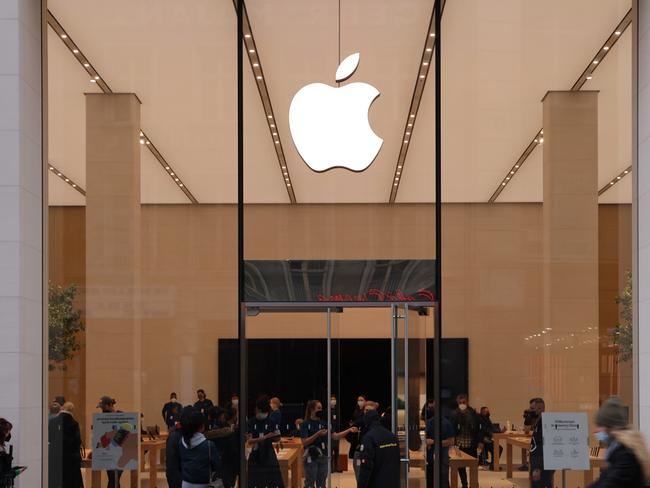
left=598, top=165, right=632, bottom=196
left=48, top=163, right=86, bottom=196
left=487, top=9, right=632, bottom=203
left=389, top=0, right=446, bottom=203
left=233, top=1, right=297, bottom=203
left=47, top=10, right=198, bottom=204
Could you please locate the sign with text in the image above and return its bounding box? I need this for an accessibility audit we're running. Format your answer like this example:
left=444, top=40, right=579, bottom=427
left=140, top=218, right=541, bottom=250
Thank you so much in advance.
left=91, top=412, right=139, bottom=471
left=542, top=412, right=589, bottom=470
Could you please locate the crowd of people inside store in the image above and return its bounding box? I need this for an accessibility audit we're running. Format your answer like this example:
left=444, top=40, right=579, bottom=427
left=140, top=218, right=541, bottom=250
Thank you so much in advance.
left=1, top=391, right=648, bottom=487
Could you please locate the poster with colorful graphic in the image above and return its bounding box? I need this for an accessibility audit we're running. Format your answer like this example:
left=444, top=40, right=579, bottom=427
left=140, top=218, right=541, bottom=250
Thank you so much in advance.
left=91, top=412, right=139, bottom=471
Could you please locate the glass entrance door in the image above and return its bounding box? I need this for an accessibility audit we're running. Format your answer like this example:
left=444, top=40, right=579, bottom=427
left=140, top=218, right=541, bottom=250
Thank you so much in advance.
left=238, top=303, right=433, bottom=488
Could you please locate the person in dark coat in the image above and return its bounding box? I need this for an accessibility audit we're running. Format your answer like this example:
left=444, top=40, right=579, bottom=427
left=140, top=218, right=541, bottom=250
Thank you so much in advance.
left=246, top=395, right=284, bottom=488
left=356, top=409, right=400, bottom=488
left=49, top=402, right=84, bottom=488
left=194, top=389, right=215, bottom=418
left=529, top=398, right=554, bottom=488
left=588, top=396, right=650, bottom=488
left=162, top=392, right=180, bottom=429
left=166, top=406, right=192, bottom=488
left=179, top=407, right=220, bottom=486
left=449, top=394, right=480, bottom=488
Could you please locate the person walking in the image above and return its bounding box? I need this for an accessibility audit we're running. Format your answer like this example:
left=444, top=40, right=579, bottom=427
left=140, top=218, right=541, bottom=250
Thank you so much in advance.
left=356, top=408, right=401, bottom=488
left=449, top=394, right=480, bottom=488
left=588, top=396, right=650, bottom=488
left=179, top=407, right=220, bottom=488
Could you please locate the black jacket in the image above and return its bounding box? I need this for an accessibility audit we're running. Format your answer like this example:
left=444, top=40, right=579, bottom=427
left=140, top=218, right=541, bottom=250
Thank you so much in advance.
left=477, top=415, right=496, bottom=443
left=588, top=441, right=646, bottom=488
left=449, top=407, right=481, bottom=449
left=357, top=420, right=401, bottom=488
left=530, top=418, right=546, bottom=471
left=48, top=412, right=84, bottom=488
left=165, top=429, right=183, bottom=488
left=179, top=433, right=220, bottom=485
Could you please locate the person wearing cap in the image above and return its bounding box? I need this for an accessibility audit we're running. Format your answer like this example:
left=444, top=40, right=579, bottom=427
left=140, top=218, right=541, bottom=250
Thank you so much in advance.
left=97, top=396, right=122, bottom=488
left=588, top=396, right=650, bottom=487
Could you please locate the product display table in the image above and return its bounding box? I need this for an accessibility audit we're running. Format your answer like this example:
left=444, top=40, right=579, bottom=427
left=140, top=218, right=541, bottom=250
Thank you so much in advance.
left=276, top=446, right=302, bottom=488
left=407, top=448, right=478, bottom=488
left=141, top=438, right=167, bottom=487
left=492, top=431, right=530, bottom=471
left=81, top=449, right=138, bottom=488
left=505, top=436, right=532, bottom=478
left=583, top=455, right=607, bottom=486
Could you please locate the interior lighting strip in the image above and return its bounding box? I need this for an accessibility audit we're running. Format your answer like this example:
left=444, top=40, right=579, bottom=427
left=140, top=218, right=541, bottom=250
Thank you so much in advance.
left=487, top=9, right=632, bottom=203
left=49, top=163, right=86, bottom=196
left=389, top=0, right=446, bottom=203
left=598, top=165, right=632, bottom=196
left=47, top=10, right=198, bottom=204
left=233, top=0, right=297, bottom=203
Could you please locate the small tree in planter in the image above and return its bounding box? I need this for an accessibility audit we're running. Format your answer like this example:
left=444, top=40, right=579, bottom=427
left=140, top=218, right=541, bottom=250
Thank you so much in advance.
left=610, top=271, right=633, bottom=362
left=48, top=283, right=84, bottom=371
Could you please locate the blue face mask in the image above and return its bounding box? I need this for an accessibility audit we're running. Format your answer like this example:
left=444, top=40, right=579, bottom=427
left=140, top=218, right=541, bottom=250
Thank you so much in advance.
left=594, top=431, right=610, bottom=444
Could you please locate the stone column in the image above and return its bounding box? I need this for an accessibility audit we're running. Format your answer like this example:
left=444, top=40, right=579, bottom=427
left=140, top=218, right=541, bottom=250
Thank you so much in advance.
left=85, top=94, right=142, bottom=435
left=541, top=91, right=600, bottom=414
left=635, top=0, right=650, bottom=435
left=0, top=1, right=44, bottom=486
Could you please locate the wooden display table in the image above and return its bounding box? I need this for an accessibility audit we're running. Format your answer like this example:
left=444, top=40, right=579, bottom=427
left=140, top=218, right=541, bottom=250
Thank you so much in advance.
left=505, top=436, right=532, bottom=478
left=276, top=447, right=302, bottom=488
left=406, top=449, right=478, bottom=488
left=492, top=431, right=530, bottom=470
left=141, top=438, right=167, bottom=487
left=81, top=449, right=138, bottom=488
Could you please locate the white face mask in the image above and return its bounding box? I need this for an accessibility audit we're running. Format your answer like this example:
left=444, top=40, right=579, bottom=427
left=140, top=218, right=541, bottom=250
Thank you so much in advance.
left=331, top=400, right=337, bottom=407
left=458, top=404, right=468, bottom=411
left=256, top=413, right=268, bottom=420
left=171, top=398, right=177, bottom=403
left=358, top=401, right=365, bottom=408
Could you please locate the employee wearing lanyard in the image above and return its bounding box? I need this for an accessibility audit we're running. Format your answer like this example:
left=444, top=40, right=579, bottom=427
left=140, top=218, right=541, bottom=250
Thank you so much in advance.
left=301, top=400, right=358, bottom=488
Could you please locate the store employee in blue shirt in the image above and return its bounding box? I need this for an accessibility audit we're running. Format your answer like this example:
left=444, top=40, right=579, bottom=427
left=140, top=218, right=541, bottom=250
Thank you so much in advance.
left=300, top=400, right=358, bottom=488
left=425, top=403, right=456, bottom=488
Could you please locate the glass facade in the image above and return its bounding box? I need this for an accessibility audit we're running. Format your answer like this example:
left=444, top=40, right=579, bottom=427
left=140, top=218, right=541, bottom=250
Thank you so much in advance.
left=40, top=1, right=635, bottom=488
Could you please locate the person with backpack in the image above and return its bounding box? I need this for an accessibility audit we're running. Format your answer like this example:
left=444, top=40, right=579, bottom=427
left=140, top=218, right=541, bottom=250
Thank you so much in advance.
left=588, top=397, right=650, bottom=488
left=179, top=407, right=221, bottom=488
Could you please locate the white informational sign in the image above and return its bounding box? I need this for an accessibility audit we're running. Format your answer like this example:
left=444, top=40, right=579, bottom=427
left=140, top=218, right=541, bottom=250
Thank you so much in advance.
left=542, top=412, right=589, bottom=470
left=91, top=412, right=139, bottom=471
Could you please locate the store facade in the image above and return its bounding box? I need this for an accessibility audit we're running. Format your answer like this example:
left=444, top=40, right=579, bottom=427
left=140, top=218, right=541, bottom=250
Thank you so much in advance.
left=1, top=1, right=650, bottom=487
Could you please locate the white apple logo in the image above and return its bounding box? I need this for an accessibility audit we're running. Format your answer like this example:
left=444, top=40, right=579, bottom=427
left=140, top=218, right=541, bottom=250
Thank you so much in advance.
left=289, top=52, right=383, bottom=172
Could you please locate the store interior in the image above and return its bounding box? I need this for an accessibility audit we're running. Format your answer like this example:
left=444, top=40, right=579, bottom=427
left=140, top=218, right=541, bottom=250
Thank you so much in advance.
left=46, top=0, right=633, bottom=487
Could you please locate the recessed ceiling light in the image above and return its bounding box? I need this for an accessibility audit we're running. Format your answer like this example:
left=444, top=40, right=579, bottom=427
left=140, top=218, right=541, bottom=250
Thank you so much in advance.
left=49, top=167, right=54, bottom=171
left=249, top=49, right=255, bottom=53
left=90, top=79, right=96, bottom=83
left=615, top=31, right=621, bottom=35
left=394, top=182, right=398, bottom=186
left=83, top=63, right=90, bottom=67
left=408, top=123, right=413, bottom=127
left=139, top=139, right=145, bottom=144
left=245, top=34, right=251, bottom=38
left=539, top=138, right=544, bottom=143
left=61, top=34, right=67, bottom=39
left=267, top=115, right=273, bottom=119
left=253, top=63, right=259, bottom=67
left=430, top=33, right=435, bottom=37
left=170, top=172, right=175, bottom=176
left=617, top=176, right=621, bottom=180
left=406, top=132, right=411, bottom=135
left=175, top=178, right=179, bottom=182
left=603, top=46, right=610, bottom=51
left=145, top=141, right=150, bottom=145
left=271, top=124, right=275, bottom=128
left=287, top=183, right=292, bottom=187
left=404, top=140, right=409, bottom=144
left=586, top=76, right=592, bottom=80
left=419, top=74, right=425, bottom=79
left=57, top=173, right=62, bottom=176
left=426, top=48, right=432, bottom=52
left=72, top=184, right=76, bottom=187
left=624, top=170, right=629, bottom=174
left=506, top=177, right=510, bottom=180
left=273, top=132, right=277, bottom=136
left=257, top=75, right=262, bottom=80
left=423, top=62, right=429, bottom=66
left=534, top=139, right=538, bottom=143
left=410, top=114, right=415, bottom=118
left=592, top=60, right=599, bottom=64
left=610, top=181, right=615, bottom=185
left=275, top=141, right=279, bottom=144
left=95, top=76, right=99, bottom=80
left=515, top=165, right=519, bottom=168
left=501, top=182, right=506, bottom=186
left=72, top=49, right=79, bottom=54
left=180, top=183, right=184, bottom=187
left=165, top=166, right=170, bottom=170
left=510, top=171, right=515, bottom=174
left=65, top=178, right=69, bottom=182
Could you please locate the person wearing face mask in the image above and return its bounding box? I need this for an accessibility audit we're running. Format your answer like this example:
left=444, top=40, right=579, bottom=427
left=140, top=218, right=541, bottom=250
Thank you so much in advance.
left=246, top=395, right=284, bottom=488
left=194, top=389, right=214, bottom=418
left=449, top=394, right=480, bottom=488
left=587, top=397, right=650, bottom=488
left=163, top=392, right=180, bottom=427
left=356, top=408, right=400, bottom=488
left=300, top=400, right=358, bottom=488
left=529, top=398, right=554, bottom=488
left=348, top=395, right=367, bottom=460
left=477, top=406, right=503, bottom=470
left=330, top=395, right=341, bottom=472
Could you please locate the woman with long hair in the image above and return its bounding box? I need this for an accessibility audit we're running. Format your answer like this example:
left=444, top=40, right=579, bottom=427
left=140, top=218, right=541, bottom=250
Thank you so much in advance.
left=347, top=395, right=367, bottom=458
left=179, top=407, right=220, bottom=488
left=300, top=400, right=357, bottom=488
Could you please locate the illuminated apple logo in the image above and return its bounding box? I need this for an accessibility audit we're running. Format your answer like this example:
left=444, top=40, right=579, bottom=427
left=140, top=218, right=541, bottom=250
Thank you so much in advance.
left=289, top=53, right=383, bottom=172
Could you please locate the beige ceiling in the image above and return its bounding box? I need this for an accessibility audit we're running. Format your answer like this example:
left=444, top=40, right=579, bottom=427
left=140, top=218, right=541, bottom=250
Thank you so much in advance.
left=47, top=0, right=632, bottom=206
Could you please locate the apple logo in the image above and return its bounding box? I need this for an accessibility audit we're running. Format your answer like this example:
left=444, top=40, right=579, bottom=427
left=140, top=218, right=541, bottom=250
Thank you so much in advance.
left=289, top=52, right=383, bottom=172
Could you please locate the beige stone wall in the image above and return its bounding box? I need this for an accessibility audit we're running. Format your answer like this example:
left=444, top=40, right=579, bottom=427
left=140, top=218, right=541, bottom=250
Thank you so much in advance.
left=48, top=203, right=631, bottom=438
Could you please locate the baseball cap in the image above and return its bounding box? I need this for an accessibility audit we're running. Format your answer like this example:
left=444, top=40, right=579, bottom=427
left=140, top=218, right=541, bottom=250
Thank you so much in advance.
left=97, top=396, right=116, bottom=408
